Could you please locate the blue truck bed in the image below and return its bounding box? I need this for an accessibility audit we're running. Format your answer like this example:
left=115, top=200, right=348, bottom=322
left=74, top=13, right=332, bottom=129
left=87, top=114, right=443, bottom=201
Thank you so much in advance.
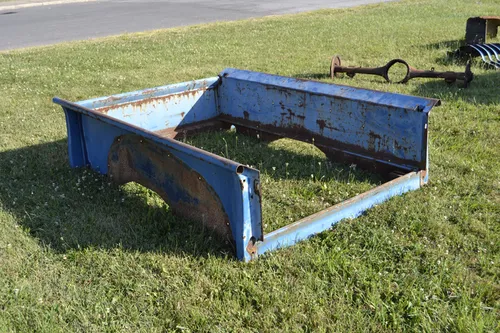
left=53, top=68, right=440, bottom=261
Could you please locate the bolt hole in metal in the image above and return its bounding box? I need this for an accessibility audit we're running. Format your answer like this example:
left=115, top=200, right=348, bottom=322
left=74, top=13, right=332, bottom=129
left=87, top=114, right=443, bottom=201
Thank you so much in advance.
left=247, top=236, right=257, bottom=255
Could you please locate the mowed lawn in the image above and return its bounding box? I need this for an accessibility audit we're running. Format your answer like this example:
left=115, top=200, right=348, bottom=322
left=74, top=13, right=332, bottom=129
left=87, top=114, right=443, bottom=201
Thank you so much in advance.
left=0, top=0, right=499, bottom=331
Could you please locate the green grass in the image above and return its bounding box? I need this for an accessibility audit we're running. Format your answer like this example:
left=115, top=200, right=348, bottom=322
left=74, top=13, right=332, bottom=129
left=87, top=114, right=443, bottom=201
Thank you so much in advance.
left=184, top=131, right=383, bottom=233
left=1, top=0, right=499, bottom=331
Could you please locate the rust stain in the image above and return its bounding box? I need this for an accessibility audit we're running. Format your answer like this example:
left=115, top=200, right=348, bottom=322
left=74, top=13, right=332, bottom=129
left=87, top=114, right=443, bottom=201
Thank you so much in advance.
left=316, top=119, right=340, bottom=133
left=108, top=134, right=233, bottom=243
left=154, top=119, right=231, bottom=140
left=476, top=15, right=500, bottom=19
left=369, top=131, right=381, bottom=140
left=267, top=171, right=419, bottom=238
left=96, top=88, right=209, bottom=114
left=393, top=139, right=409, bottom=154
left=218, top=114, right=417, bottom=176
left=142, top=88, right=158, bottom=95
left=368, top=131, right=382, bottom=151
left=317, top=119, right=326, bottom=132
left=246, top=237, right=257, bottom=257
left=93, top=95, right=123, bottom=108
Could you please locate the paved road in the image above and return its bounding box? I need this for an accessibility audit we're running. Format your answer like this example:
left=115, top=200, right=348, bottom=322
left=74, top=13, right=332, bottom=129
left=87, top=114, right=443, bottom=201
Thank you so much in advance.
left=0, top=0, right=396, bottom=51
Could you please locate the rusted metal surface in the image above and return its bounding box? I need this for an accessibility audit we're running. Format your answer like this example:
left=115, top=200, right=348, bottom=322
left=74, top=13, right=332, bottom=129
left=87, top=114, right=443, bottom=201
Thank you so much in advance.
left=53, top=96, right=263, bottom=261
left=221, top=115, right=411, bottom=179
left=465, top=16, right=500, bottom=44
left=79, top=78, right=220, bottom=110
left=452, top=16, right=500, bottom=69
left=54, top=98, right=245, bottom=173
left=77, top=77, right=221, bottom=134
left=96, top=88, right=209, bottom=114
left=330, top=55, right=474, bottom=87
left=94, top=87, right=218, bottom=133
left=54, top=68, right=440, bottom=262
left=255, top=172, right=422, bottom=257
left=154, top=119, right=231, bottom=140
left=108, top=134, right=233, bottom=241
left=217, top=69, right=440, bottom=174
left=246, top=236, right=257, bottom=259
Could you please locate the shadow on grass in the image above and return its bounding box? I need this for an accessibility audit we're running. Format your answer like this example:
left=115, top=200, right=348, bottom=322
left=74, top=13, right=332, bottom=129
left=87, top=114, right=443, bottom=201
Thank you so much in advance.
left=292, top=73, right=331, bottom=80
left=184, top=130, right=383, bottom=185
left=294, top=68, right=499, bottom=106
left=292, top=73, right=392, bottom=85
left=435, top=49, right=499, bottom=68
left=421, top=39, right=464, bottom=51
left=0, top=139, right=234, bottom=258
left=0, top=134, right=382, bottom=258
left=411, top=70, right=500, bottom=105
